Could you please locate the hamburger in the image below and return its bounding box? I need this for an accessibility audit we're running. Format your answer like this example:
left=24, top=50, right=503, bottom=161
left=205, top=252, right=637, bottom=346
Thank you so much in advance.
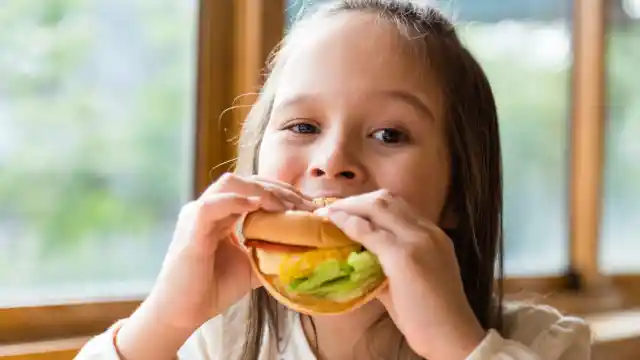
left=241, top=198, right=387, bottom=315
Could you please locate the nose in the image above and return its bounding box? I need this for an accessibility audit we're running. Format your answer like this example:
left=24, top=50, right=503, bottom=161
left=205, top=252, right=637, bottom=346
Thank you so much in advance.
left=310, top=167, right=356, bottom=179
left=307, top=137, right=366, bottom=183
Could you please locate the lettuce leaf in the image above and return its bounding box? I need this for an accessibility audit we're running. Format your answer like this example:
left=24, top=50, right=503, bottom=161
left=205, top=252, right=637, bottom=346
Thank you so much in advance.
left=286, top=250, right=384, bottom=303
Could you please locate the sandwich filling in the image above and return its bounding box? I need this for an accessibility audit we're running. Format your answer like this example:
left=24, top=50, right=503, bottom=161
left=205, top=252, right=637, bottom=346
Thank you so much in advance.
left=248, top=241, right=385, bottom=303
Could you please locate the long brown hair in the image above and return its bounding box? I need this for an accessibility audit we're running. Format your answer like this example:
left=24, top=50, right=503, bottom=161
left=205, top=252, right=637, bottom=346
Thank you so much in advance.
left=234, top=1, right=504, bottom=359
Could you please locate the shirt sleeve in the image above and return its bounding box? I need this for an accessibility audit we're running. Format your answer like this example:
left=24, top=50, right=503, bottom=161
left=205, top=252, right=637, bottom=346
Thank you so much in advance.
left=466, top=304, right=592, bottom=360
left=74, top=297, right=253, bottom=360
left=74, top=320, right=127, bottom=360
left=74, top=317, right=223, bottom=360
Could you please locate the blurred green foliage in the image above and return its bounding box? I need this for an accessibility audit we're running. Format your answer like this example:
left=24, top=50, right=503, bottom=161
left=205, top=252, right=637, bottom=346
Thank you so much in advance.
left=0, top=0, right=196, bottom=299
left=0, top=0, right=638, bottom=302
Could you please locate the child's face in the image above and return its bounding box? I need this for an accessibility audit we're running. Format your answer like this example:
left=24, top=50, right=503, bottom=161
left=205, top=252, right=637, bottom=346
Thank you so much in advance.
left=258, top=12, right=452, bottom=225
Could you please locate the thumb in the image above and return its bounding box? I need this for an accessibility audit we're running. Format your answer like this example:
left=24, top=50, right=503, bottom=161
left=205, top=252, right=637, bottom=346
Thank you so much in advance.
left=234, top=238, right=262, bottom=290
left=377, top=285, right=400, bottom=323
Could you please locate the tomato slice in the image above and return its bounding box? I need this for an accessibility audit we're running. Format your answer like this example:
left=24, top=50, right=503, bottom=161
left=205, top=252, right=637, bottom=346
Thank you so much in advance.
left=244, top=240, right=314, bottom=253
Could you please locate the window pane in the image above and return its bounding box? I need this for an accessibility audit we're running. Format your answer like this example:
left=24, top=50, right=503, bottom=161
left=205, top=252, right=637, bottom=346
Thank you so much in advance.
left=0, top=1, right=198, bottom=305
left=286, top=0, right=572, bottom=276
left=455, top=2, right=572, bottom=275
left=601, top=4, right=640, bottom=273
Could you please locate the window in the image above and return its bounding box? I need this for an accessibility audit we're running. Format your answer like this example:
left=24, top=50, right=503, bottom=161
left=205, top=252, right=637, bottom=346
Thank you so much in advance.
left=601, top=1, right=640, bottom=273
left=454, top=1, right=572, bottom=276
left=0, top=1, right=198, bottom=306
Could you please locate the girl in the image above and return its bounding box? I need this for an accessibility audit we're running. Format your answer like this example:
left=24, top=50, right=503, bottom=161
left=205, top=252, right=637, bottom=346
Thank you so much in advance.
left=77, top=1, right=591, bottom=359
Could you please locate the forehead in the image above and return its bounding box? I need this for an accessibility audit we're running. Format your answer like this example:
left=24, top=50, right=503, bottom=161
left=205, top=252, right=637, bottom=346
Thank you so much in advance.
left=273, top=11, right=443, bottom=115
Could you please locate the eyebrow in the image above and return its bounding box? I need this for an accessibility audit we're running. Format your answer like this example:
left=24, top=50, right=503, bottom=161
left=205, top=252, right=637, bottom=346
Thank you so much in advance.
left=373, top=90, right=436, bottom=122
left=273, top=90, right=436, bottom=121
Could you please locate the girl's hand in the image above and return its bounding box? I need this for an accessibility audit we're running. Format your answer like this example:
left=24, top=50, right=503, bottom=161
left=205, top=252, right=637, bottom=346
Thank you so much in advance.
left=320, top=190, right=486, bottom=360
left=152, top=173, right=316, bottom=327
left=116, top=173, right=316, bottom=360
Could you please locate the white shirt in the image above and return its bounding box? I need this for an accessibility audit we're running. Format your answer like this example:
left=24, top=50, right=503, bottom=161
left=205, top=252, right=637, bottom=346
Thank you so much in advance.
left=76, top=298, right=591, bottom=359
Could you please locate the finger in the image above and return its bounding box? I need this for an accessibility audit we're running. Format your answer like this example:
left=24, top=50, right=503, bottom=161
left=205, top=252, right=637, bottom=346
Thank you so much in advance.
left=227, top=231, right=249, bottom=253
left=326, top=210, right=396, bottom=255
left=205, top=174, right=294, bottom=212
left=176, top=198, right=253, bottom=232
left=175, top=196, right=259, bottom=256
left=249, top=176, right=313, bottom=200
left=224, top=232, right=262, bottom=290
left=320, top=190, right=419, bottom=235
left=375, top=287, right=398, bottom=322
left=195, top=194, right=261, bottom=236
left=205, top=173, right=311, bottom=211
left=258, top=182, right=318, bottom=211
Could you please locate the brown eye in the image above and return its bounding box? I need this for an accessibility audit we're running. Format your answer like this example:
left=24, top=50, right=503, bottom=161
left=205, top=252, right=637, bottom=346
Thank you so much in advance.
left=286, top=122, right=320, bottom=134
left=372, top=128, right=409, bottom=144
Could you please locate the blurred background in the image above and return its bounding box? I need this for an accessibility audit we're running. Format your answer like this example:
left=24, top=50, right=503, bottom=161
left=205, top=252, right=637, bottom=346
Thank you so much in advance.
left=0, top=0, right=638, bottom=359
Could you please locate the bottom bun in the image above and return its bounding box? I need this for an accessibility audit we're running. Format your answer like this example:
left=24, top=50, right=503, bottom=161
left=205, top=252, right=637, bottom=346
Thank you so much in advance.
left=249, top=248, right=388, bottom=315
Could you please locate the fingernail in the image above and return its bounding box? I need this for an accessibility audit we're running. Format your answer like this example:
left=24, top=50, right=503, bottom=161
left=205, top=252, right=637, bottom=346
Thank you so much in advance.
left=247, top=196, right=261, bottom=205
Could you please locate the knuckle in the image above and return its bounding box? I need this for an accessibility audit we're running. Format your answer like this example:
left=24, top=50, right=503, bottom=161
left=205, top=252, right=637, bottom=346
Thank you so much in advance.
left=174, top=201, right=201, bottom=241
left=198, top=198, right=215, bottom=211
left=260, top=187, right=279, bottom=201
left=246, top=177, right=268, bottom=192
left=217, top=172, right=236, bottom=186
left=195, top=197, right=225, bottom=219
left=178, top=201, right=200, bottom=221
left=260, top=183, right=275, bottom=193
left=193, top=201, right=214, bottom=225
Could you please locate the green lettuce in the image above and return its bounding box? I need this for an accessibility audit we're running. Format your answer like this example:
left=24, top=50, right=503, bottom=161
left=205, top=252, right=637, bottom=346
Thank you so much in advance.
left=286, top=250, right=385, bottom=303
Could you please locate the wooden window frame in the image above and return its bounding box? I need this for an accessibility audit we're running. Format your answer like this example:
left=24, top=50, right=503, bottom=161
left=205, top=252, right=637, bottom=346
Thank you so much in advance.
left=2, top=0, right=640, bottom=356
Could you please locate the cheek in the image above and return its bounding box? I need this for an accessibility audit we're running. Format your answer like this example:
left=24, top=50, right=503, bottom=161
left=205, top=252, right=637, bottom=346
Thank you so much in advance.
left=256, top=134, right=306, bottom=182
left=382, top=151, right=450, bottom=223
